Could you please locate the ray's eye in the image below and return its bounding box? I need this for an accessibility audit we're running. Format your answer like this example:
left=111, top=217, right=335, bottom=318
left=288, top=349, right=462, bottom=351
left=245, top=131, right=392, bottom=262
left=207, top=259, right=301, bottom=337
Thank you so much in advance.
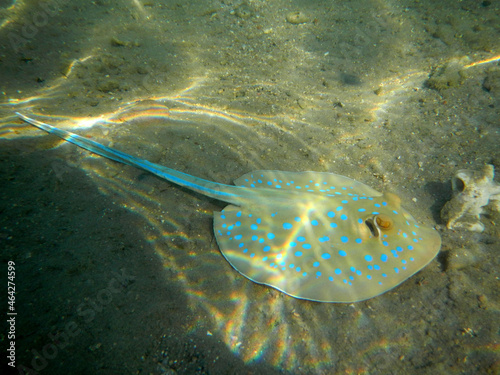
left=365, top=214, right=394, bottom=237
left=375, top=214, right=394, bottom=231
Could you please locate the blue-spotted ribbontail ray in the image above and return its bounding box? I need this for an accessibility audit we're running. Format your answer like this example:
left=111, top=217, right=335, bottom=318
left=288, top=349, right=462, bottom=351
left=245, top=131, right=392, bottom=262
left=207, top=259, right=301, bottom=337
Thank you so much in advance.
left=17, top=113, right=441, bottom=303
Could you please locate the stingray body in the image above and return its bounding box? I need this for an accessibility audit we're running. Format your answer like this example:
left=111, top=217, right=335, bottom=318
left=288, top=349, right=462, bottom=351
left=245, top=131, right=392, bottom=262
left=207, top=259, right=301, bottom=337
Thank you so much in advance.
left=17, top=113, right=441, bottom=303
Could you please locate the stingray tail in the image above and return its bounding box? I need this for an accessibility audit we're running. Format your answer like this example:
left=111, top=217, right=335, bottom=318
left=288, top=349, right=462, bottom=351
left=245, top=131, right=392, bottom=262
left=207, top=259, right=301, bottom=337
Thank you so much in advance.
left=17, top=112, right=244, bottom=204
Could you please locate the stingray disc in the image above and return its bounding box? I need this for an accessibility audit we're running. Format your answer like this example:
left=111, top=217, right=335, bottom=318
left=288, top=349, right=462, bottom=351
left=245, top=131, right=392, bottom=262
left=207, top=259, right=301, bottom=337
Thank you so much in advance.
left=214, top=171, right=441, bottom=302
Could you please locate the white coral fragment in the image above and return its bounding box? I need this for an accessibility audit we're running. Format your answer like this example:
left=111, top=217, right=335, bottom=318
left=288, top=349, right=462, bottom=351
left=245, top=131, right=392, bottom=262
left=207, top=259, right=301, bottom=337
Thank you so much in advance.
left=441, top=164, right=500, bottom=232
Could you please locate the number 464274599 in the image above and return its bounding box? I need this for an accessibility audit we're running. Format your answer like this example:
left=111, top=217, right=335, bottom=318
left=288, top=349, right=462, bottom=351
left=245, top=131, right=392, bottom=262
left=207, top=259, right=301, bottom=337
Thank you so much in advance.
left=7, top=261, right=15, bottom=311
